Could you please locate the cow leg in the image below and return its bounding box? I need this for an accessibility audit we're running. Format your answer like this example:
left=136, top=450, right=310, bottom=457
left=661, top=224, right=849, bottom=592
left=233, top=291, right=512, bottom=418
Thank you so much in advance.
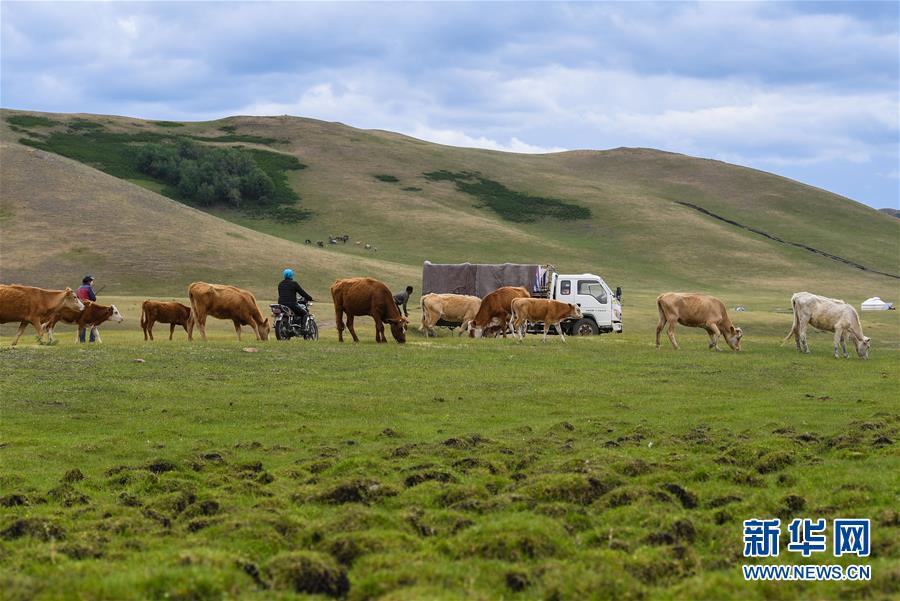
left=833, top=329, right=843, bottom=359
left=169, top=322, right=177, bottom=341
left=346, top=315, right=360, bottom=342
left=335, top=308, right=345, bottom=342
left=541, top=322, right=550, bottom=342
left=707, top=324, right=721, bottom=351
left=232, top=320, right=243, bottom=341
left=144, top=319, right=152, bottom=341
left=373, top=316, right=385, bottom=343
left=92, top=327, right=101, bottom=343
left=840, top=329, right=849, bottom=358
left=514, top=317, right=525, bottom=341
left=797, top=321, right=809, bottom=353
left=655, top=314, right=666, bottom=349
left=557, top=323, right=567, bottom=343
left=13, top=321, right=34, bottom=346
left=666, top=320, right=679, bottom=350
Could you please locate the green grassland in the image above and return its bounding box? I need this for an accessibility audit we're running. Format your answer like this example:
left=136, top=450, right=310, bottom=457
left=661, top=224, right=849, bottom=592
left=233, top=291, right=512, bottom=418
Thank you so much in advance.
left=1, top=300, right=898, bottom=600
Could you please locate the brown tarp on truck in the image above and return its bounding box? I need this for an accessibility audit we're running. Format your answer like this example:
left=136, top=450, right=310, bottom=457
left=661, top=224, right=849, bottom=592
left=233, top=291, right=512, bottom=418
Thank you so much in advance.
left=422, top=262, right=539, bottom=298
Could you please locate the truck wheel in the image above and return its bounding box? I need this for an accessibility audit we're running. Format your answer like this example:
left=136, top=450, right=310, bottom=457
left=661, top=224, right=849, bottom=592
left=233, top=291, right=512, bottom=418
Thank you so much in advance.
left=573, top=319, right=599, bottom=336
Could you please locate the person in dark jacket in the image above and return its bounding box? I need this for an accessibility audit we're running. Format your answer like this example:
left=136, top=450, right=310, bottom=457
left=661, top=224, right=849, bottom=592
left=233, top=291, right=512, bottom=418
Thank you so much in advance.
left=76, top=275, right=97, bottom=343
left=394, top=285, right=414, bottom=317
left=277, top=268, right=313, bottom=329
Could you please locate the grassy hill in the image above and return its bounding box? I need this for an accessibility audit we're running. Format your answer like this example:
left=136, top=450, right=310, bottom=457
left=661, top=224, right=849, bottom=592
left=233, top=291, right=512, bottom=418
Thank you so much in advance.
left=1, top=108, right=897, bottom=304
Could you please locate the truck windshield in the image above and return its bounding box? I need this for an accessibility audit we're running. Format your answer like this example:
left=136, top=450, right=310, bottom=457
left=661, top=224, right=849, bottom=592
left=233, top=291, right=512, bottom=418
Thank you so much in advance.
left=577, top=280, right=608, bottom=303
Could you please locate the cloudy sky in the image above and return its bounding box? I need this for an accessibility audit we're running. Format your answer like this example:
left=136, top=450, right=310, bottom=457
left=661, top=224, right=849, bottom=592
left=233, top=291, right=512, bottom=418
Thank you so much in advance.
left=2, top=1, right=898, bottom=208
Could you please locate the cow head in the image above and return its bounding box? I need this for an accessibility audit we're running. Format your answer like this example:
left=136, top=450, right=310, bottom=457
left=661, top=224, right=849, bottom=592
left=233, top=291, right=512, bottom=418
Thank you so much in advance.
left=569, top=303, right=583, bottom=319
left=387, top=316, right=408, bottom=343
left=63, top=287, right=85, bottom=312
left=851, top=333, right=871, bottom=359
left=724, top=325, right=743, bottom=351
left=108, top=305, right=125, bottom=323
left=258, top=317, right=271, bottom=341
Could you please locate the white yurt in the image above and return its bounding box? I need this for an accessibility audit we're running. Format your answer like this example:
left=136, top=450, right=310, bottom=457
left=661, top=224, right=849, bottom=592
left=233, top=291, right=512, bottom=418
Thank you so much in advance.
left=861, top=297, right=894, bottom=311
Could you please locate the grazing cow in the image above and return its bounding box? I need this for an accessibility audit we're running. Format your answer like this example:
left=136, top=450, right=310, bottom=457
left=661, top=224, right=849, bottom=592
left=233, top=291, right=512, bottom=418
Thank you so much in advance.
left=316, top=241, right=325, bottom=248
left=331, top=277, right=408, bottom=343
left=469, top=286, right=531, bottom=338
left=510, top=298, right=582, bottom=342
left=304, top=239, right=312, bottom=245
left=656, top=293, right=742, bottom=351
left=141, top=300, right=192, bottom=341
left=0, top=285, right=84, bottom=346
left=187, top=282, right=270, bottom=341
left=44, top=301, right=124, bottom=343
left=420, top=293, right=482, bottom=337
left=782, top=292, right=870, bottom=359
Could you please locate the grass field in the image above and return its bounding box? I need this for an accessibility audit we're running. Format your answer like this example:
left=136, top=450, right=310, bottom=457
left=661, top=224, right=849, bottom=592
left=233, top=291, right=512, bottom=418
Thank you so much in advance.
left=2, top=299, right=897, bottom=600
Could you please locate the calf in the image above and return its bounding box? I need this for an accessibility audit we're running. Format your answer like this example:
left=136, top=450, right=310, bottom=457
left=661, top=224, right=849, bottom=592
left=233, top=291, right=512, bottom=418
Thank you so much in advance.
left=0, top=285, right=84, bottom=346
left=141, top=300, right=192, bottom=340
left=510, top=298, right=582, bottom=342
left=656, top=292, right=742, bottom=351
left=44, top=301, right=124, bottom=343
left=782, top=292, right=870, bottom=359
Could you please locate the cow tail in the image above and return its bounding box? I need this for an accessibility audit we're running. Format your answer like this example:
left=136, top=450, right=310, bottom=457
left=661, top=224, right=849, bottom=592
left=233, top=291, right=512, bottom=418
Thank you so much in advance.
left=781, top=297, right=798, bottom=345
left=140, top=302, right=148, bottom=330
left=420, top=295, right=427, bottom=331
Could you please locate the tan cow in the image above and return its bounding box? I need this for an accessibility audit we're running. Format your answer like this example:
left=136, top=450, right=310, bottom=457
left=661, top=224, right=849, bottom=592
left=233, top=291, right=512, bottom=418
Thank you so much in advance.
left=656, top=292, right=742, bottom=351
left=420, top=293, right=482, bottom=337
left=782, top=292, right=870, bottom=359
left=331, top=277, right=408, bottom=343
left=510, top=298, right=582, bottom=342
left=469, top=286, right=531, bottom=338
left=43, top=301, right=124, bottom=343
left=187, top=282, right=270, bottom=341
left=141, top=300, right=192, bottom=341
left=0, top=285, right=84, bottom=346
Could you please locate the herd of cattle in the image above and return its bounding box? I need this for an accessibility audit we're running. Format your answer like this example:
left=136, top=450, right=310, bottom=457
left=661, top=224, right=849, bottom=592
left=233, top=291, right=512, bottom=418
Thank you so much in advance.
left=0, top=279, right=873, bottom=358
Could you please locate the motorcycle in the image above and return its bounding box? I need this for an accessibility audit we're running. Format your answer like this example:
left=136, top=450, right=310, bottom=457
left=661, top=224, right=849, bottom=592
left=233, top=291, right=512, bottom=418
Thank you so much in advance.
left=270, top=301, right=319, bottom=341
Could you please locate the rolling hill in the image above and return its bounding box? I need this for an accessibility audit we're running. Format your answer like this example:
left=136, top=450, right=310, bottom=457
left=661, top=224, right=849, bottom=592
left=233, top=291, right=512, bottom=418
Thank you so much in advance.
left=1, top=109, right=897, bottom=304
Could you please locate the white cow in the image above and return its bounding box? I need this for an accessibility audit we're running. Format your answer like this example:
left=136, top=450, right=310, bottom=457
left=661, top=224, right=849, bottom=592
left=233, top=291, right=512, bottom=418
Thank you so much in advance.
left=782, top=292, right=870, bottom=359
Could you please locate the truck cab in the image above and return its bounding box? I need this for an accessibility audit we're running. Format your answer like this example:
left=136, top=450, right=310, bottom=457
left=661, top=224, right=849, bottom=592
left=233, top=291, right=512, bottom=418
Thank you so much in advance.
left=537, top=271, right=622, bottom=335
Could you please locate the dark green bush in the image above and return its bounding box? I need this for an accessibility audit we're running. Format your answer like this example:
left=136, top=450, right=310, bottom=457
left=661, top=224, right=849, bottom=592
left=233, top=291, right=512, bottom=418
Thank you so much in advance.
left=422, top=170, right=590, bottom=222
left=374, top=174, right=400, bottom=183
left=6, top=115, right=59, bottom=128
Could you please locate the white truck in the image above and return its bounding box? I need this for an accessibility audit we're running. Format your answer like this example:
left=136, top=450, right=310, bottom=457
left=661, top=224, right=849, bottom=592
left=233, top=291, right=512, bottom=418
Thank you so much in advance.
left=421, top=262, right=622, bottom=336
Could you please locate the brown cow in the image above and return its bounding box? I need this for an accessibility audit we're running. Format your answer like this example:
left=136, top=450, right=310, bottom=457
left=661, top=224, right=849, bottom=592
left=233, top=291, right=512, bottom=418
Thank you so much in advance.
left=187, top=282, right=270, bottom=341
left=420, top=293, right=482, bottom=337
left=43, top=301, right=124, bottom=343
left=0, top=285, right=84, bottom=346
left=656, top=292, right=742, bottom=351
left=469, top=286, right=531, bottom=338
left=141, top=300, right=192, bottom=341
left=510, top=298, right=582, bottom=342
left=331, top=277, right=408, bottom=343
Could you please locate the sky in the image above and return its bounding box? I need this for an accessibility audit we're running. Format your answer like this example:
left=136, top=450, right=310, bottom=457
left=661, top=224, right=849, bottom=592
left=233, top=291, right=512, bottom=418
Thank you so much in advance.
left=2, top=1, right=898, bottom=208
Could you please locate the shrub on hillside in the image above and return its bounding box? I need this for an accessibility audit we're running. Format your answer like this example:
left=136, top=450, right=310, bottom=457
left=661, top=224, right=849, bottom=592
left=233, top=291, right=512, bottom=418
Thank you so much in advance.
left=136, top=140, right=276, bottom=209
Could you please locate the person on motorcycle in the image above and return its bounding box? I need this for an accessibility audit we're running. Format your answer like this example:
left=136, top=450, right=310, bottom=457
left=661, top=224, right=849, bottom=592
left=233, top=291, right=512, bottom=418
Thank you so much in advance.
left=278, top=268, right=313, bottom=330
